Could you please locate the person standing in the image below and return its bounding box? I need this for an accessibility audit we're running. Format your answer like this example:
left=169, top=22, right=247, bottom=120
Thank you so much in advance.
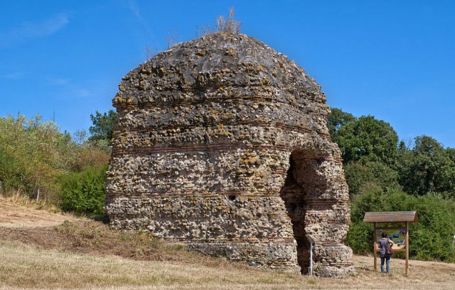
left=378, top=232, right=393, bottom=273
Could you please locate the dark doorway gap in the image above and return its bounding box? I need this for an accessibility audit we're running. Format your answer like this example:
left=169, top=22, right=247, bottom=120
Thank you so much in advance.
left=280, top=151, right=314, bottom=275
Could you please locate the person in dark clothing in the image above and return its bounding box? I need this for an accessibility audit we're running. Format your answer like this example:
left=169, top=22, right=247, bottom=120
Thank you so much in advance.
left=378, top=232, right=394, bottom=273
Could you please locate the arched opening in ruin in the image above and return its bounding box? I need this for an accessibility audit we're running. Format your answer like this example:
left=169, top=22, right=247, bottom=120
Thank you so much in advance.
left=280, top=149, right=327, bottom=274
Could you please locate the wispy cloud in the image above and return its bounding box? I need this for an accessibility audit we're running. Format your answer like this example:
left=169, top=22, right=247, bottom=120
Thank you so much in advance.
left=0, top=13, right=70, bottom=48
left=72, top=88, right=93, bottom=98
left=127, top=0, right=153, bottom=40
left=127, top=0, right=142, bottom=20
left=1, top=72, right=25, bottom=80
left=45, top=75, right=94, bottom=99
left=46, top=76, right=70, bottom=86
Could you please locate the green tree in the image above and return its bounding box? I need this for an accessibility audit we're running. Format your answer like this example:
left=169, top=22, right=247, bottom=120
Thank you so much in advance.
left=327, top=108, right=355, bottom=141
left=89, top=110, right=118, bottom=146
left=0, top=147, right=29, bottom=193
left=446, top=147, right=455, bottom=163
left=344, top=158, right=400, bottom=196
left=336, top=116, right=399, bottom=165
left=399, top=136, right=455, bottom=196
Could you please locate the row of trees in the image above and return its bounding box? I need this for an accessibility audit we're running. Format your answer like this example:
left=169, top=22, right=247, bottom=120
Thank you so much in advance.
left=328, top=108, right=455, bottom=262
left=329, top=109, right=455, bottom=198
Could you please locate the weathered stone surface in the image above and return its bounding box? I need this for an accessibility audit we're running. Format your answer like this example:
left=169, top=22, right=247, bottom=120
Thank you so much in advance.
left=106, top=32, right=354, bottom=276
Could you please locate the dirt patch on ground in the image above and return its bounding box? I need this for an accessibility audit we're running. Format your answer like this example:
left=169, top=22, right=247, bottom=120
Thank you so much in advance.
left=0, top=199, right=79, bottom=228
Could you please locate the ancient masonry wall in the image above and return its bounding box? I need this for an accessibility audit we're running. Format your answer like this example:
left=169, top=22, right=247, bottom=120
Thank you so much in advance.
left=106, top=33, right=354, bottom=276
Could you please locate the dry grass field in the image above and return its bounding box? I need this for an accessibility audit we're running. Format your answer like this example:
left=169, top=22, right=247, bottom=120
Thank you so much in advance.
left=0, top=195, right=80, bottom=228
left=1, top=198, right=454, bottom=290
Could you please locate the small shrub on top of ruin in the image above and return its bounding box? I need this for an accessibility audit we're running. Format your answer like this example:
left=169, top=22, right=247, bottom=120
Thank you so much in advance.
left=217, top=7, right=240, bottom=34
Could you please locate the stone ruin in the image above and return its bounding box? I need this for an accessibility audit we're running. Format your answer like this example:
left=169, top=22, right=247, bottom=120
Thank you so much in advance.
left=106, top=32, right=354, bottom=277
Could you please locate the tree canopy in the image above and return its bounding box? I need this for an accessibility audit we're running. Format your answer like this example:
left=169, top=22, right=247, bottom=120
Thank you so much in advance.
left=336, top=115, right=399, bottom=165
left=327, top=108, right=355, bottom=139
left=89, top=110, right=118, bottom=146
left=399, top=136, right=455, bottom=197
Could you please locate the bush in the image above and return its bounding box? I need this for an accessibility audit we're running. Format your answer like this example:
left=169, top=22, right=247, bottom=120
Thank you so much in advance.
left=0, top=115, right=75, bottom=200
left=70, top=144, right=110, bottom=172
left=58, top=166, right=107, bottom=216
left=216, top=7, right=240, bottom=34
left=344, top=159, right=400, bottom=196
left=346, top=222, right=371, bottom=254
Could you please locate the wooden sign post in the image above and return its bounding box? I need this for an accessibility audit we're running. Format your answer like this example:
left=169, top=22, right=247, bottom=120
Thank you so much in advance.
left=373, top=222, right=377, bottom=271
left=364, top=211, right=417, bottom=276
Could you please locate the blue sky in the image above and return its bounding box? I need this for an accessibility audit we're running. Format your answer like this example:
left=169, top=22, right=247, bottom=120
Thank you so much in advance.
left=1, top=0, right=454, bottom=147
